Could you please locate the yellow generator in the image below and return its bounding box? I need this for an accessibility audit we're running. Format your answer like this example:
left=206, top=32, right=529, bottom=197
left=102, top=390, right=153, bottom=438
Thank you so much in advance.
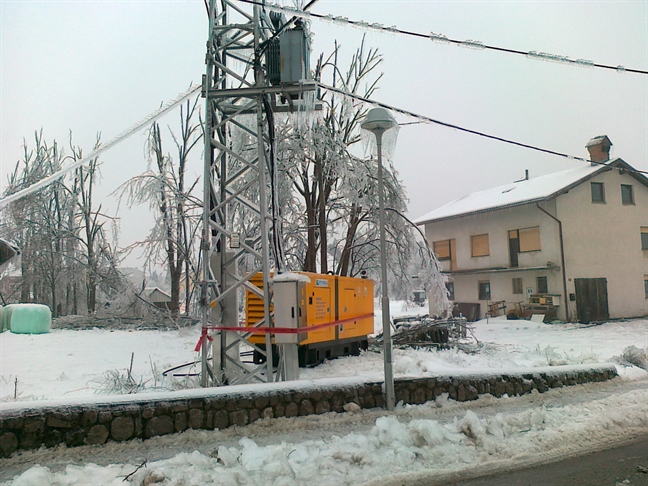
left=245, top=272, right=374, bottom=366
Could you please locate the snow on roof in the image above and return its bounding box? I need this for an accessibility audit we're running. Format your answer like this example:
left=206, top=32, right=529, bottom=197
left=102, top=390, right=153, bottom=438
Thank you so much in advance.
left=415, top=162, right=606, bottom=225
left=145, top=287, right=171, bottom=299
left=585, top=135, right=612, bottom=148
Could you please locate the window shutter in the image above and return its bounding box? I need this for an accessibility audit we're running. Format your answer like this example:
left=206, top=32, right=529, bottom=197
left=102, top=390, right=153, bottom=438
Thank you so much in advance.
left=519, top=227, right=541, bottom=252
left=471, top=234, right=489, bottom=257
left=433, top=240, right=451, bottom=260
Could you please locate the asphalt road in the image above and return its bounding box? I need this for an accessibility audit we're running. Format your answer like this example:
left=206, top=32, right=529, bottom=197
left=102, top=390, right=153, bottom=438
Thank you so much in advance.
left=449, top=437, right=648, bottom=486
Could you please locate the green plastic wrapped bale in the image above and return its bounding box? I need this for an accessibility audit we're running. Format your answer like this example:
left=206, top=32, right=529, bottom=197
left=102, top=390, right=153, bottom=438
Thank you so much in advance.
left=0, top=305, right=4, bottom=333
left=2, top=304, right=18, bottom=333
left=9, top=304, right=52, bottom=334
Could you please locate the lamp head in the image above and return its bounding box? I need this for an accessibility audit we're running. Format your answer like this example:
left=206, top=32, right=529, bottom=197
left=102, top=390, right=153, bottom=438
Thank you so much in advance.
left=361, top=107, right=396, bottom=133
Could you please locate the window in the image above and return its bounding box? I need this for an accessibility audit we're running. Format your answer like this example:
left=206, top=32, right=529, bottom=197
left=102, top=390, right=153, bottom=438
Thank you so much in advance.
left=645, top=276, right=648, bottom=299
left=518, top=227, right=541, bottom=252
left=642, top=227, right=648, bottom=251
left=471, top=234, right=490, bottom=257
left=478, top=281, right=491, bottom=300
left=591, top=182, right=605, bottom=203
left=433, top=239, right=456, bottom=270
left=509, top=227, right=541, bottom=265
left=512, top=278, right=523, bottom=294
left=621, top=184, right=634, bottom=205
left=433, top=240, right=451, bottom=260
left=537, top=276, right=548, bottom=294
left=446, top=281, right=455, bottom=300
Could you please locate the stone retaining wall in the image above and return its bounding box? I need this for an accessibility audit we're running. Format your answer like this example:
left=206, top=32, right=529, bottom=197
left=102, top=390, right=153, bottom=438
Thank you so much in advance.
left=0, top=364, right=617, bottom=458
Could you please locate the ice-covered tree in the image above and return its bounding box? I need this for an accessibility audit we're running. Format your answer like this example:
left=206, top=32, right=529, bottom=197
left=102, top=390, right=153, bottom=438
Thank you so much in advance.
left=1, top=131, right=123, bottom=315
left=67, top=137, right=121, bottom=313
left=117, top=97, right=202, bottom=315
left=2, top=133, right=69, bottom=312
left=274, top=39, right=386, bottom=274
left=273, top=38, right=448, bottom=310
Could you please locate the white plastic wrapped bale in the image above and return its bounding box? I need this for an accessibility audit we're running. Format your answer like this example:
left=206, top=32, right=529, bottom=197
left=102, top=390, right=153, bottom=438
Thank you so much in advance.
left=9, top=303, right=52, bottom=334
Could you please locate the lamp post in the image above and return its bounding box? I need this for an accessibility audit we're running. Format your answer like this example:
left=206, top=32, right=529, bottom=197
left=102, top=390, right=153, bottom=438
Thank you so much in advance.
left=361, top=107, right=397, bottom=411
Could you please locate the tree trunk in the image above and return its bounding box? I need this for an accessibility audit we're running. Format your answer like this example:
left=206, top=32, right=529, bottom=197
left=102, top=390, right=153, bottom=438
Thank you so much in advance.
left=72, top=280, right=78, bottom=315
left=316, top=163, right=328, bottom=274
left=20, top=256, right=30, bottom=302
left=303, top=180, right=318, bottom=272
left=86, top=262, right=96, bottom=313
left=338, top=205, right=363, bottom=276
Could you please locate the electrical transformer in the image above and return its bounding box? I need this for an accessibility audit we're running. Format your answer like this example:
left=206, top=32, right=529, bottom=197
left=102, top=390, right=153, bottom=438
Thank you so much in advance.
left=279, top=20, right=310, bottom=84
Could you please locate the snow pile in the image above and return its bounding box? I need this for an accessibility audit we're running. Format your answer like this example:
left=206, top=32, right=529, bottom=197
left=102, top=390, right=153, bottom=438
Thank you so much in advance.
left=3, top=386, right=646, bottom=485
left=621, top=346, right=648, bottom=371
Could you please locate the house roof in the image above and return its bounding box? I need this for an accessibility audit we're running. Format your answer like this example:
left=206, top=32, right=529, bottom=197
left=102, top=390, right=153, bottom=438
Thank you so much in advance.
left=145, top=287, right=172, bottom=300
left=414, top=158, right=647, bottom=225
left=0, top=238, right=20, bottom=274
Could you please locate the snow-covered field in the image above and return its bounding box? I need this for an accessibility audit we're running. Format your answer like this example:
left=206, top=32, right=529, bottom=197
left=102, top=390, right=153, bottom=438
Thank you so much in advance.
left=1, top=303, right=647, bottom=485
left=1, top=303, right=646, bottom=402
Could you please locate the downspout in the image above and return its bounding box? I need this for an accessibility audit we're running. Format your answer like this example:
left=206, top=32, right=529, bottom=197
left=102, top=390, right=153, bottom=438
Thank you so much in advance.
left=536, top=203, right=570, bottom=321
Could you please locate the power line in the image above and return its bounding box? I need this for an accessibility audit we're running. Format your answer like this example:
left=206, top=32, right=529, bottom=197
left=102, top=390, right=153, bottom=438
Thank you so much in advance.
left=237, top=0, right=648, bottom=76
left=258, top=0, right=321, bottom=53
left=317, top=82, right=648, bottom=176
left=0, top=84, right=202, bottom=209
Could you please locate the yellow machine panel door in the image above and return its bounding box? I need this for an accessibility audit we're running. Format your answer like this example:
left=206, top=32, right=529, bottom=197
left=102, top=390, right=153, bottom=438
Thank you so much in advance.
left=336, top=277, right=373, bottom=340
left=305, top=284, right=334, bottom=344
left=338, top=287, right=358, bottom=339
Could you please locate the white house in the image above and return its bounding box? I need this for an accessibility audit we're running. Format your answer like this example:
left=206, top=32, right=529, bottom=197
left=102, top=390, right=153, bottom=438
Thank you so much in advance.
left=415, top=136, right=648, bottom=322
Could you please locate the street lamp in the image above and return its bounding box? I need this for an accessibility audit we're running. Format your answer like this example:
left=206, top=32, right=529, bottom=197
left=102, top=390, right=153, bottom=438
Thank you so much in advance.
left=361, top=107, right=397, bottom=411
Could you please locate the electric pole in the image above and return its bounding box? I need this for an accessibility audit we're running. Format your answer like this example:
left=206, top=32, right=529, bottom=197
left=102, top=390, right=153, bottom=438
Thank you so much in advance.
left=200, top=0, right=316, bottom=386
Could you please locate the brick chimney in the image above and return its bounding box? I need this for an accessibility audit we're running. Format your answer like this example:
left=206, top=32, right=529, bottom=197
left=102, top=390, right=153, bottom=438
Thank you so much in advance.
left=585, top=135, right=612, bottom=164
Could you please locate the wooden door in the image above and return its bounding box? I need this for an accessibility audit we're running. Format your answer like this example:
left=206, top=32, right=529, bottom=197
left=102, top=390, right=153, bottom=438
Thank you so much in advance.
left=508, top=230, right=519, bottom=268
left=574, top=278, right=609, bottom=323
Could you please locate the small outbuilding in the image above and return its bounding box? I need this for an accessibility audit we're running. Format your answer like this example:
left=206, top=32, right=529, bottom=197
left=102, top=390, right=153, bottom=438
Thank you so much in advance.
left=145, top=287, right=172, bottom=310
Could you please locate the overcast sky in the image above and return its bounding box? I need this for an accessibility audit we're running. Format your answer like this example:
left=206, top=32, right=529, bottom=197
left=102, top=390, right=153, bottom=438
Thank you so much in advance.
left=1, top=0, right=646, bottom=263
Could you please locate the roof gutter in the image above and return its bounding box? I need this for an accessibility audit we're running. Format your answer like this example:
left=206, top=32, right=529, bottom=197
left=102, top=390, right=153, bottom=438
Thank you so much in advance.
left=536, top=203, right=570, bottom=321
left=443, top=264, right=560, bottom=276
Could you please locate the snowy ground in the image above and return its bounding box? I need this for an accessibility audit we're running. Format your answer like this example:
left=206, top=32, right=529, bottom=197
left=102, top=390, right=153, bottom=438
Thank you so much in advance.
left=1, top=303, right=647, bottom=484
left=1, top=378, right=646, bottom=485
left=1, top=302, right=646, bottom=402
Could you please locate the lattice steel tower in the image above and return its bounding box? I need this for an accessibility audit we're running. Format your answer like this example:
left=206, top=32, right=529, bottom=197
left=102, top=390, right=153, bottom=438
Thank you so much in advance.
left=199, top=0, right=316, bottom=386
